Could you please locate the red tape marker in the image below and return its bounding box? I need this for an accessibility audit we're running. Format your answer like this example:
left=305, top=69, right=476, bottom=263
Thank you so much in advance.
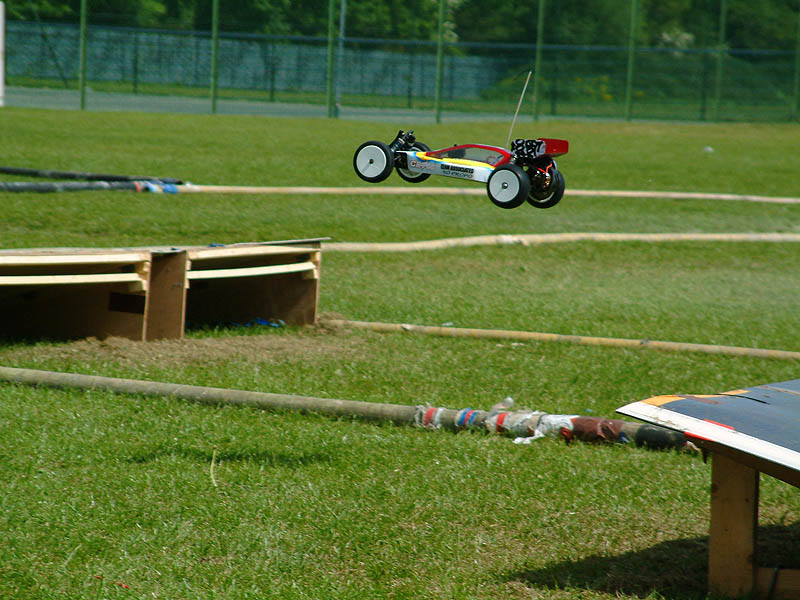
left=495, top=412, right=507, bottom=432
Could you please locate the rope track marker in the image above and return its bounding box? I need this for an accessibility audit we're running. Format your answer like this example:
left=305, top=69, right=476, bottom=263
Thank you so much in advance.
left=328, top=319, right=800, bottom=361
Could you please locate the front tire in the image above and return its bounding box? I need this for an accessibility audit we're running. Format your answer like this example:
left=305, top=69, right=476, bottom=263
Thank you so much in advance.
left=396, top=142, right=431, bottom=183
left=487, top=163, right=530, bottom=209
left=353, top=141, right=394, bottom=183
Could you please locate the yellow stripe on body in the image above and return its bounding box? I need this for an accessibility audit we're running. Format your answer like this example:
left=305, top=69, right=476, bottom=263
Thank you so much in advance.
left=414, top=153, right=495, bottom=169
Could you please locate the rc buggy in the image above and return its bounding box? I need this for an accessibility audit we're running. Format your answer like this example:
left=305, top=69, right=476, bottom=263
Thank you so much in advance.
left=353, top=130, right=569, bottom=209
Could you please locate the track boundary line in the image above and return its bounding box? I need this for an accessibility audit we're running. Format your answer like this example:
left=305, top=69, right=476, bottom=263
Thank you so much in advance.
left=176, top=184, right=800, bottom=204
left=323, top=232, right=800, bottom=252
left=329, top=319, right=800, bottom=361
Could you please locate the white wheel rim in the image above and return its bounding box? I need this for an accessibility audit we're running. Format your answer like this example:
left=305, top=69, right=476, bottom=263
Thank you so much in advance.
left=488, top=170, right=521, bottom=204
left=356, top=145, right=388, bottom=178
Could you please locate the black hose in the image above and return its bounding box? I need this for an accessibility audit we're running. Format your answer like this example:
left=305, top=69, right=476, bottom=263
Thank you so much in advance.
left=0, top=181, right=145, bottom=193
left=0, top=166, right=184, bottom=185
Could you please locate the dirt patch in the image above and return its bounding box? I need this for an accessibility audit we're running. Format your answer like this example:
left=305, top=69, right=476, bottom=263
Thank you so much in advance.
left=0, top=319, right=363, bottom=371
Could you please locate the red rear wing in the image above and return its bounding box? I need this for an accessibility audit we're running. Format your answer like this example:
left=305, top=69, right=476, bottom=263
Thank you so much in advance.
left=511, top=138, right=569, bottom=158
left=539, top=138, right=569, bottom=157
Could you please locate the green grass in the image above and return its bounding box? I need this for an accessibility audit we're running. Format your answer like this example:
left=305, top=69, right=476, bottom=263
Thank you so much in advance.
left=0, top=107, right=799, bottom=599
left=3, top=108, right=800, bottom=194
left=323, top=242, right=800, bottom=350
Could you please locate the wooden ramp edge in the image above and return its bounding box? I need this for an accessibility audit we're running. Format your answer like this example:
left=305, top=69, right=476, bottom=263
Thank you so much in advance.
left=0, top=240, right=323, bottom=341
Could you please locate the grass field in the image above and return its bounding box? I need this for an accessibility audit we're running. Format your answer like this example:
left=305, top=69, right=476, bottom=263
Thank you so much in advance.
left=1, top=107, right=799, bottom=599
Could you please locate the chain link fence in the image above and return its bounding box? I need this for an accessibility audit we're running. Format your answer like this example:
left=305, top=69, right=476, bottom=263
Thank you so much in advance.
left=5, top=13, right=800, bottom=122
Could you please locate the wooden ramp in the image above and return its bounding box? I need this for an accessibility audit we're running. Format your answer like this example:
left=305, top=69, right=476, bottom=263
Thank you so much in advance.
left=0, top=239, right=322, bottom=341
left=618, top=380, right=800, bottom=599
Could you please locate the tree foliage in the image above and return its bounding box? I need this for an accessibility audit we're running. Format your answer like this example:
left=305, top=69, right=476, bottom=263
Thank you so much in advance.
left=5, top=0, right=800, bottom=49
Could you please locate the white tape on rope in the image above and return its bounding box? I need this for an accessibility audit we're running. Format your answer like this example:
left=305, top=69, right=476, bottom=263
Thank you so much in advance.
left=175, top=184, right=800, bottom=204
left=323, top=232, right=800, bottom=252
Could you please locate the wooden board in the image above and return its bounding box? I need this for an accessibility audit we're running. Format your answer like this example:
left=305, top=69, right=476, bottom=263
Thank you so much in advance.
left=144, top=250, right=187, bottom=341
left=0, top=283, right=148, bottom=340
left=0, top=251, right=151, bottom=266
left=0, top=250, right=152, bottom=340
left=186, top=261, right=316, bottom=280
left=617, top=380, right=800, bottom=482
left=186, top=244, right=319, bottom=260
left=0, top=272, right=146, bottom=288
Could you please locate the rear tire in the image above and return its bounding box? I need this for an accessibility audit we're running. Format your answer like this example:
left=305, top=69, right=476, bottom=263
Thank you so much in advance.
left=526, top=167, right=565, bottom=209
left=487, top=163, right=530, bottom=209
left=396, top=142, right=431, bottom=183
left=353, top=141, right=394, bottom=183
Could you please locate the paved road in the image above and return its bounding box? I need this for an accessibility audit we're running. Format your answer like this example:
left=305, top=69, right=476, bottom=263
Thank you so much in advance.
left=3, top=86, right=527, bottom=123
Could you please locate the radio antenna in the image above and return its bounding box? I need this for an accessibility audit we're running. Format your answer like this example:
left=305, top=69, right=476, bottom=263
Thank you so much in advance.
left=505, top=70, right=532, bottom=149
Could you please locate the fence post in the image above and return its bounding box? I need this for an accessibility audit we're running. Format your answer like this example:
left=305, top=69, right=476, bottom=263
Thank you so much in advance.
left=78, top=0, right=88, bottom=110
left=712, top=0, right=728, bottom=121
left=792, top=6, right=800, bottom=121
left=532, top=0, right=545, bottom=121
left=407, top=52, right=414, bottom=109
left=210, top=0, right=219, bottom=114
left=0, top=2, right=5, bottom=108
left=268, top=42, right=276, bottom=102
left=132, top=31, right=139, bottom=94
left=326, top=0, right=336, bottom=118
left=434, top=0, right=445, bottom=123
left=624, top=0, right=639, bottom=121
left=334, top=0, right=346, bottom=117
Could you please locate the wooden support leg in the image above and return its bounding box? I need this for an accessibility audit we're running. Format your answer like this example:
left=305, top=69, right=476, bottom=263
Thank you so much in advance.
left=708, top=452, right=759, bottom=597
left=144, top=251, right=187, bottom=340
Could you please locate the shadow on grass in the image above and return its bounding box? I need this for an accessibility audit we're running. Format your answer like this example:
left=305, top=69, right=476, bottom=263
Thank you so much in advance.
left=504, top=536, right=708, bottom=599
left=125, top=443, right=334, bottom=469
left=503, top=524, right=800, bottom=599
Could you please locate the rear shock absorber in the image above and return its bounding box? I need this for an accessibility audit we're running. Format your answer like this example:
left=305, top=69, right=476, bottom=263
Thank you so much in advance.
left=389, top=130, right=416, bottom=152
